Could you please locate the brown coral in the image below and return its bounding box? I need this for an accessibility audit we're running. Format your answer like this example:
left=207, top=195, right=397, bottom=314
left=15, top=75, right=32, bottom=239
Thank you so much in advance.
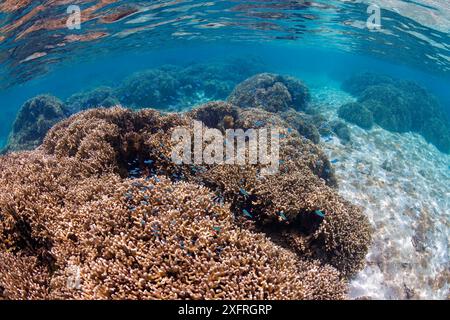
left=0, top=152, right=345, bottom=299
left=0, top=104, right=371, bottom=299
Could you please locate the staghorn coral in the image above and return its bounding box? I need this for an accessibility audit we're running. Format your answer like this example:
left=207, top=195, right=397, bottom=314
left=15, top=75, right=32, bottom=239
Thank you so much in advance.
left=1, top=95, right=68, bottom=154
left=0, top=151, right=345, bottom=300
left=0, top=104, right=371, bottom=299
left=228, top=73, right=310, bottom=112
left=43, top=106, right=368, bottom=275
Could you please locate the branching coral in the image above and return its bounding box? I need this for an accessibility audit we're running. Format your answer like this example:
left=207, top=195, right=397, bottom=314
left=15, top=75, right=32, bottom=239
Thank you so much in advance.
left=42, top=106, right=368, bottom=275
left=0, top=151, right=345, bottom=299
left=0, top=101, right=371, bottom=299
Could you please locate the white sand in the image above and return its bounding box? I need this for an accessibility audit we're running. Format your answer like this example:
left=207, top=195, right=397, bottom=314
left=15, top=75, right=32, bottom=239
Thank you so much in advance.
left=312, top=86, right=449, bottom=299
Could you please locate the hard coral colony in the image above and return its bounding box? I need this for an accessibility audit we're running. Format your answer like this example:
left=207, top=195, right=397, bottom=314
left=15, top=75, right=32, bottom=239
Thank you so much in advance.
left=0, top=70, right=373, bottom=300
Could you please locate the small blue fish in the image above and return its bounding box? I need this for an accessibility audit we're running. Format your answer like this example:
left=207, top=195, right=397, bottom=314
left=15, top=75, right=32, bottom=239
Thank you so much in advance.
left=331, top=159, right=339, bottom=164
left=129, top=206, right=137, bottom=212
left=215, top=246, right=224, bottom=256
left=243, top=209, right=253, bottom=219
left=144, top=159, right=154, bottom=165
left=132, top=182, right=144, bottom=188
left=314, top=210, right=326, bottom=218
left=278, top=211, right=287, bottom=221
left=239, top=188, right=249, bottom=197
left=124, top=193, right=133, bottom=199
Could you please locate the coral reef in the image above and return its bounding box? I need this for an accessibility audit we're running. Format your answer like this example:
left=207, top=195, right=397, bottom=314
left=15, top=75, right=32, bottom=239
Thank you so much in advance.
left=330, top=120, right=351, bottom=144
left=342, top=73, right=450, bottom=153
left=358, top=84, right=412, bottom=133
left=0, top=156, right=345, bottom=299
left=279, top=109, right=321, bottom=144
left=0, top=105, right=371, bottom=299
left=1, top=95, right=68, bottom=153
left=116, top=67, right=181, bottom=109
left=228, top=73, right=310, bottom=112
left=117, top=59, right=264, bottom=111
left=341, top=72, right=394, bottom=96
left=178, top=58, right=264, bottom=101
left=338, top=102, right=374, bottom=130
left=66, top=86, right=119, bottom=114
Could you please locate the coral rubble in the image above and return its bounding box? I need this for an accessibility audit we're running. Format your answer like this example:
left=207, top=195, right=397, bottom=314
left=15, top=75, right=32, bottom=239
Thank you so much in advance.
left=117, top=67, right=181, bottom=110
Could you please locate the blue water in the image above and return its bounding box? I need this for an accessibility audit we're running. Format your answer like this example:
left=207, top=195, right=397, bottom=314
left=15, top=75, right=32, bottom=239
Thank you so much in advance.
left=0, top=1, right=449, bottom=147
left=0, top=0, right=449, bottom=300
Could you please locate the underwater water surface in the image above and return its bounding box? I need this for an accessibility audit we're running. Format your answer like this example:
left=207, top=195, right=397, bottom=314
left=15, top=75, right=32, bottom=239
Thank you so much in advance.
left=0, top=0, right=449, bottom=300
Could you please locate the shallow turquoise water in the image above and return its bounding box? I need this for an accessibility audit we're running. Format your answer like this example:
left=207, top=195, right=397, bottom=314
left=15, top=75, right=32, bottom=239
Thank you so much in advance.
left=0, top=0, right=449, bottom=299
left=1, top=1, right=449, bottom=136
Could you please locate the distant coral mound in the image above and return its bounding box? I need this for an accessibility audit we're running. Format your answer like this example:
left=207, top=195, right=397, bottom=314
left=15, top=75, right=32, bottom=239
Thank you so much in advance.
left=341, top=73, right=450, bottom=153
left=228, top=73, right=311, bottom=112
left=342, top=72, right=394, bottom=96
left=1, top=95, right=68, bottom=153
left=227, top=73, right=323, bottom=144
left=338, top=102, right=374, bottom=130
left=0, top=105, right=371, bottom=299
left=66, top=86, right=119, bottom=114
left=117, top=67, right=181, bottom=109
left=117, top=59, right=264, bottom=111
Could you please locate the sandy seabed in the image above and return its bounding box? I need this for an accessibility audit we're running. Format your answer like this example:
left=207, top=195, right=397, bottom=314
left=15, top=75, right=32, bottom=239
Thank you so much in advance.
left=312, top=86, right=449, bottom=299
